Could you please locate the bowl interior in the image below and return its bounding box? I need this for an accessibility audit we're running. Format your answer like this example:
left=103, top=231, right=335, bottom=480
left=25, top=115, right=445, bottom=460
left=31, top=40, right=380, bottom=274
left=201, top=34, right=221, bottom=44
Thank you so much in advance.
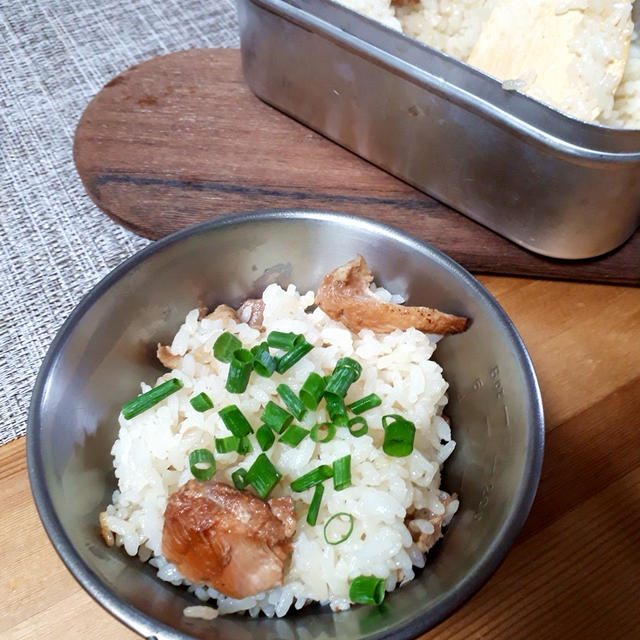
left=29, top=211, right=543, bottom=640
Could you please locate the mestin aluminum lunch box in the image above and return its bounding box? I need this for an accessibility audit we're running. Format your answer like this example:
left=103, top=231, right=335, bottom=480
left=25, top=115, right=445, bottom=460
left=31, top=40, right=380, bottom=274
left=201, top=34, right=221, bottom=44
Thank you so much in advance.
left=237, top=0, right=640, bottom=260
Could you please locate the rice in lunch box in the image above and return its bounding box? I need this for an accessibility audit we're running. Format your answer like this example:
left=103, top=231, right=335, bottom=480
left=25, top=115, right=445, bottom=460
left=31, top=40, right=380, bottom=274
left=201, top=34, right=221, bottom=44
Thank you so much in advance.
left=101, top=282, right=459, bottom=617
left=337, top=0, right=640, bottom=128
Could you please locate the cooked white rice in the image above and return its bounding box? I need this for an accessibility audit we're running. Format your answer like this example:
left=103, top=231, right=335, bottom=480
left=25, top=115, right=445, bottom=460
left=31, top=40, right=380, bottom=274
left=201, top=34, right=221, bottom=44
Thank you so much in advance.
left=338, top=0, right=402, bottom=30
left=336, top=0, right=640, bottom=129
left=103, top=283, right=458, bottom=617
left=603, top=39, right=640, bottom=128
left=394, top=0, right=497, bottom=62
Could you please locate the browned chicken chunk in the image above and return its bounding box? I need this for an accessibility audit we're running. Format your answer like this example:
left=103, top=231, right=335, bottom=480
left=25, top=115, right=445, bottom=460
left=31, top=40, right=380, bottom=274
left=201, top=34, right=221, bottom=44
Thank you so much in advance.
left=99, top=511, right=114, bottom=547
left=236, top=298, right=265, bottom=329
left=406, top=494, right=457, bottom=553
left=162, top=481, right=296, bottom=599
left=156, top=344, right=182, bottom=370
left=204, top=303, right=237, bottom=323
left=315, top=255, right=467, bottom=335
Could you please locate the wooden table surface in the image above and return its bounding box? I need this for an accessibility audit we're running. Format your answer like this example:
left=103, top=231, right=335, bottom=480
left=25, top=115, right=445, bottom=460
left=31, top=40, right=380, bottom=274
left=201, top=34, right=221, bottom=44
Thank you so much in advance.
left=2, top=275, right=639, bottom=640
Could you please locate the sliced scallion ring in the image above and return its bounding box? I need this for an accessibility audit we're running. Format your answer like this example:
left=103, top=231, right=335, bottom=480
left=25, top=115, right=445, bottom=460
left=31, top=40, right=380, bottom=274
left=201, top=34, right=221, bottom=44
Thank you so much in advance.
left=277, top=383, right=307, bottom=421
left=299, top=372, right=326, bottom=410
left=213, top=331, right=241, bottom=363
left=245, top=453, right=281, bottom=499
left=332, top=455, right=351, bottom=491
left=225, top=348, right=253, bottom=393
left=349, top=575, right=385, bottom=605
left=278, top=424, right=309, bottom=447
left=251, top=342, right=276, bottom=378
left=276, top=339, right=313, bottom=374
left=323, top=512, right=354, bottom=545
left=218, top=404, right=253, bottom=437
left=256, top=424, right=275, bottom=451
left=348, top=416, right=368, bottom=438
left=236, top=435, right=253, bottom=455
left=325, top=393, right=348, bottom=426
left=266, top=331, right=303, bottom=351
left=290, top=465, right=333, bottom=492
left=382, top=414, right=415, bottom=457
left=310, top=422, right=336, bottom=443
left=324, top=365, right=357, bottom=398
left=261, top=401, right=293, bottom=434
left=189, top=391, right=214, bottom=412
left=189, top=449, right=216, bottom=481
left=307, top=483, right=324, bottom=526
left=335, top=357, right=362, bottom=381
left=231, top=467, right=248, bottom=490
left=215, top=435, right=239, bottom=454
left=348, top=393, right=382, bottom=415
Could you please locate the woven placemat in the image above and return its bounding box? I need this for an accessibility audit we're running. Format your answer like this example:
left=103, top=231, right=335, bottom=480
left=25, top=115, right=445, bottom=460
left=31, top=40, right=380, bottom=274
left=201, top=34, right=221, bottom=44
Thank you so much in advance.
left=0, top=0, right=239, bottom=444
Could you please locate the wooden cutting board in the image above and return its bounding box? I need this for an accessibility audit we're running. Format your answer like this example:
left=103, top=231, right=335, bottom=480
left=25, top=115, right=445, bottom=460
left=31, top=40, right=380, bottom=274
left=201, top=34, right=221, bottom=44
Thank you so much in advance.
left=74, top=49, right=639, bottom=285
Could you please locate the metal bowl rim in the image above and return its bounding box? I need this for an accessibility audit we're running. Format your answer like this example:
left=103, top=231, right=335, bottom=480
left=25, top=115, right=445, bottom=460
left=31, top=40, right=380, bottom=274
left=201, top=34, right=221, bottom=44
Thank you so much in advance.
left=27, top=209, right=544, bottom=640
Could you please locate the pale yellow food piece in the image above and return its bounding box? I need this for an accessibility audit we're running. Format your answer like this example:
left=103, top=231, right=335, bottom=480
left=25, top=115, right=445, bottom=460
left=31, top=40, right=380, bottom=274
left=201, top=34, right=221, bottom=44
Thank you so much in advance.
left=468, top=0, right=634, bottom=121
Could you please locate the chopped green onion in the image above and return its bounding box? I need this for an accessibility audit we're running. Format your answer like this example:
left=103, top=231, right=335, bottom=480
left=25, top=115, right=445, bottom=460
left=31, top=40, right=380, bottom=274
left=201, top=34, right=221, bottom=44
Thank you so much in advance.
left=382, top=414, right=416, bottom=457
left=237, top=435, right=253, bottom=455
left=291, top=465, right=333, bottom=492
left=215, top=435, right=239, bottom=453
left=279, top=424, right=309, bottom=447
left=277, top=383, right=307, bottom=421
left=348, top=393, right=382, bottom=415
left=325, top=365, right=358, bottom=398
left=189, top=449, right=216, bottom=481
left=332, top=455, right=351, bottom=491
left=213, top=331, right=241, bottom=363
left=231, top=467, right=248, bottom=490
left=251, top=342, right=276, bottom=377
left=215, top=434, right=252, bottom=454
left=245, top=453, right=281, bottom=499
left=189, top=391, right=214, bottom=412
left=335, top=357, right=362, bottom=381
left=307, top=483, right=324, bottom=526
left=349, top=576, right=385, bottom=605
left=122, top=378, right=183, bottom=420
left=267, top=331, right=303, bottom=351
left=261, top=401, right=293, bottom=434
left=310, top=422, right=336, bottom=443
left=323, top=512, right=354, bottom=545
left=256, top=424, right=276, bottom=451
left=225, top=348, right=253, bottom=393
left=299, top=372, right=326, bottom=410
left=218, top=404, right=253, bottom=437
left=348, top=416, right=368, bottom=438
left=325, top=393, right=348, bottom=426
left=276, top=340, right=313, bottom=374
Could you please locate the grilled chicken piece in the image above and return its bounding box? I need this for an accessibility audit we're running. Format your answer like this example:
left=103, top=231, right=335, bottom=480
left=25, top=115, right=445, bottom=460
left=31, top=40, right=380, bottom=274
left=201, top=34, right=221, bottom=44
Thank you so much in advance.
left=407, top=493, right=457, bottom=553
left=99, top=511, right=114, bottom=547
left=468, top=0, right=633, bottom=122
left=315, top=255, right=467, bottom=335
left=204, top=304, right=237, bottom=323
left=236, top=298, right=265, bottom=329
left=156, top=344, right=182, bottom=370
left=162, top=481, right=296, bottom=599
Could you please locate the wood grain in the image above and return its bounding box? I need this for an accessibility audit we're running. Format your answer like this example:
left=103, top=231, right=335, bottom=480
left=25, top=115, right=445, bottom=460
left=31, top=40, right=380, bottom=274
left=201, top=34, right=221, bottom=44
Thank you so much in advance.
left=73, top=49, right=640, bottom=286
left=3, top=276, right=639, bottom=639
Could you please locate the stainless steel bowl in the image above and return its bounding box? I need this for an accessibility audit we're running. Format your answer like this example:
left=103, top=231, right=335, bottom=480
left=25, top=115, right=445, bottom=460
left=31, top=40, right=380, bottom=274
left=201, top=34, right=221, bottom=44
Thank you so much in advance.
left=28, top=211, right=544, bottom=639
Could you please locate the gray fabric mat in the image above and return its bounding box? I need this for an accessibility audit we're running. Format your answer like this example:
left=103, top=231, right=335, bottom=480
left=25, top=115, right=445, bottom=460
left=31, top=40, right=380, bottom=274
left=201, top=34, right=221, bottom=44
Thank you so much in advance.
left=0, top=0, right=239, bottom=444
